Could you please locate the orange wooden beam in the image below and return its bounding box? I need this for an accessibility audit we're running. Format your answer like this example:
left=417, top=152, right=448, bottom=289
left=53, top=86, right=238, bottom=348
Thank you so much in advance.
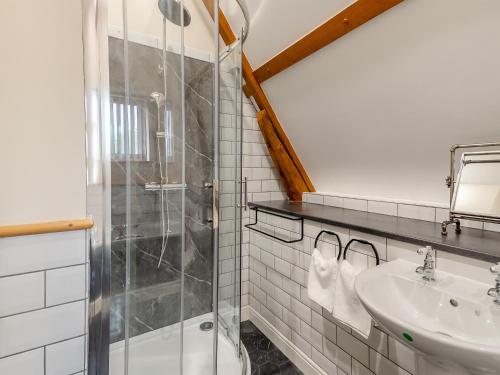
left=253, top=0, right=403, bottom=83
left=257, top=110, right=307, bottom=201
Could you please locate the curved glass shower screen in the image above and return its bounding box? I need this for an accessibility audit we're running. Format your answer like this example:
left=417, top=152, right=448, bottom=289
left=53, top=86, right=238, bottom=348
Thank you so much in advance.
left=84, top=0, right=247, bottom=374
left=217, top=33, right=243, bottom=352
left=107, top=1, right=188, bottom=374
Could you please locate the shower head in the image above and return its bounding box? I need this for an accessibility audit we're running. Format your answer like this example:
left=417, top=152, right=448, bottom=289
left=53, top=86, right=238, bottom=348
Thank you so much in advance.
left=158, top=0, right=191, bottom=27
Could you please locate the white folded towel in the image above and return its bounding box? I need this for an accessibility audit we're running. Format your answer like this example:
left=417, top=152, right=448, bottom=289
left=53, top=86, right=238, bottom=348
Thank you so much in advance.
left=307, top=248, right=338, bottom=313
left=332, top=260, right=372, bottom=339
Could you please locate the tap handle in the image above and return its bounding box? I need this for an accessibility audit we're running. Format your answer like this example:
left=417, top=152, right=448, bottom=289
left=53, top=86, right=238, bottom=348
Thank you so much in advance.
left=490, top=262, right=500, bottom=274
left=417, top=245, right=433, bottom=256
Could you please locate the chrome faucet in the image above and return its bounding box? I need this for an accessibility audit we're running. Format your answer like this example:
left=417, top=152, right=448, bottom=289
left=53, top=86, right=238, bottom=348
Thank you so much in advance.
left=487, top=262, right=500, bottom=306
left=416, top=246, right=436, bottom=281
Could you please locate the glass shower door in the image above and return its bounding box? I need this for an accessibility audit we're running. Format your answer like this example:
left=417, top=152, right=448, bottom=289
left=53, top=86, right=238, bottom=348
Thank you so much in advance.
left=107, top=1, right=186, bottom=374
left=100, top=0, right=217, bottom=374
left=85, top=0, right=247, bottom=374
left=218, top=35, right=243, bottom=351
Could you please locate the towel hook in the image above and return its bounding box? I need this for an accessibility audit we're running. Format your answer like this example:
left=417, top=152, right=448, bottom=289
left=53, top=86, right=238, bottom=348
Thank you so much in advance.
left=342, top=239, right=380, bottom=265
left=314, top=230, right=343, bottom=261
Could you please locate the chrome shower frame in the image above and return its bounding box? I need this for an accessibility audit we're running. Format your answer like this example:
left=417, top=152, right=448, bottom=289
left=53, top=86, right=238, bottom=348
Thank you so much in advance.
left=218, top=0, right=249, bottom=61
left=82, top=1, right=112, bottom=374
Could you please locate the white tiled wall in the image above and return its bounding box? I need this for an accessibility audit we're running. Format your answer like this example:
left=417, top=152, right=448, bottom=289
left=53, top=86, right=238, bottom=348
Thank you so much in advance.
left=219, top=59, right=288, bottom=312
left=304, top=192, right=500, bottom=232
left=247, top=210, right=493, bottom=375
left=0, top=231, right=88, bottom=375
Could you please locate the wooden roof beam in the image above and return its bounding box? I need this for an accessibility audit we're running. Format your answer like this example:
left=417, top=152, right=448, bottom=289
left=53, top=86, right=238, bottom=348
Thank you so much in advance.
left=254, top=0, right=403, bottom=83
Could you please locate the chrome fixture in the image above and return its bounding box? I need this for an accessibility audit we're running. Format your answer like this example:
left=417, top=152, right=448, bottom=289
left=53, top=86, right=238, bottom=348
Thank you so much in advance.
left=416, top=246, right=436, bottom=281
left=158, top=0, right=191, bottom=26
left=243, top=177, right=248, bottom=211
left=200, top=321, right=214, bottom=331
left=235, top=0, right=250, bottom=43
left=219, top=0, right=250, bottom=61
left=237, top=177, right=248, bottom=211
left=144, top=183, right=186, bottom=191
left=150, top=91, right=171, bottom=269
left=487, top=262, right=500, bottom=305
left=442, top=142, right=500, bottom=235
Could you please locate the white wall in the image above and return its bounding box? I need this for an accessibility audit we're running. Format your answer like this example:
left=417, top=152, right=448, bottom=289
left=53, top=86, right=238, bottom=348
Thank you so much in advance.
left=0, top=0, right=87, bottom=225
left=0, top=2, right=88, bottom=374
left=255, top=0, right=500, bottom=205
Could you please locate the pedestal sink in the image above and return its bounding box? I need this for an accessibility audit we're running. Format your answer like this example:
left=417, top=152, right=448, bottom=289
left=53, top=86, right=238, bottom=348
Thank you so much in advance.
left=354, top=259, right=500, bottom=375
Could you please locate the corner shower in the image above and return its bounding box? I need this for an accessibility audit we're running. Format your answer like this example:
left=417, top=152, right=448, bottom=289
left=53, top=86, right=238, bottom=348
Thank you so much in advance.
left=82, top=0, right=249, bottom=374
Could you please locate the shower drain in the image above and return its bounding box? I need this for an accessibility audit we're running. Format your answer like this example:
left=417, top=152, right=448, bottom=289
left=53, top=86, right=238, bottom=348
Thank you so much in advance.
left=200, top=321, right=214, bottom=331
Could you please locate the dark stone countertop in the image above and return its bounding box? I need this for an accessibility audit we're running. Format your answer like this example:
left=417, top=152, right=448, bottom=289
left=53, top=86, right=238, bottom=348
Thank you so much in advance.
left=248, top=200, right=500, bottom=263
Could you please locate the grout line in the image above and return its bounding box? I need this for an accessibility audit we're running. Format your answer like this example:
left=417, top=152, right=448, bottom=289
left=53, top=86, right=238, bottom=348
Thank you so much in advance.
left=0, top=263, right=87, bottom=280
left=0, top=298, right=86, bottom=320
left=0, top=334, right=86, bottom=361
left=44, top=271, right=47, bottom=308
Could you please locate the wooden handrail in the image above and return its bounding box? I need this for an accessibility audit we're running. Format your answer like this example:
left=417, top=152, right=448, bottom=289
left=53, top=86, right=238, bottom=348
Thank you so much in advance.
left=0, top=218, right=94, bottom=238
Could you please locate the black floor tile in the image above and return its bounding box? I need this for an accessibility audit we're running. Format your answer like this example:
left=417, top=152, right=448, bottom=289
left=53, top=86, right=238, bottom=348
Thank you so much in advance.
left=241, top=321, right=303, bottom=375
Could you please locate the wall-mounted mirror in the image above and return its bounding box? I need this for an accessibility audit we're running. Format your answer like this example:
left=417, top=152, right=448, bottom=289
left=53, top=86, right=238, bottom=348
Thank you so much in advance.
left=453, top=152, right=500, bottom=217
left=442, top=143, right=500, bottom=235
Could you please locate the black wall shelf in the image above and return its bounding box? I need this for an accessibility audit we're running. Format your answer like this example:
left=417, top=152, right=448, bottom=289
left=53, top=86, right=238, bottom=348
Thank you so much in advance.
left=248, top=200, right=500, bottom=263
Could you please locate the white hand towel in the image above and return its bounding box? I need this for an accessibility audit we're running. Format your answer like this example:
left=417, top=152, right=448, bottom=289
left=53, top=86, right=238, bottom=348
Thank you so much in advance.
left=307, top=248, right=338, bottom=313
left=332, top=261, right=372, bottom=339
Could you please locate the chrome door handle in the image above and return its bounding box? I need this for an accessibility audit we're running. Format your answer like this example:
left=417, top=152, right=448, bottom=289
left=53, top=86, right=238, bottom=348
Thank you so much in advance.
left=212, top=180, right=219, bottom=229
left=242, top=177, right=248, bottom=211
left=237, top=177, right=248, bottom=211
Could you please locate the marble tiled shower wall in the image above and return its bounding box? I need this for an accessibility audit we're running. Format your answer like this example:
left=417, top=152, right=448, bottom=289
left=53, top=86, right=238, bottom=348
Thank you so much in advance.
left=0, top=231, right=88, bottom=375
left=218, top=58, right=288, bottom=314
left=247, top=210, right=492, bottom=375
left=108, top=37, right=214, bottom=342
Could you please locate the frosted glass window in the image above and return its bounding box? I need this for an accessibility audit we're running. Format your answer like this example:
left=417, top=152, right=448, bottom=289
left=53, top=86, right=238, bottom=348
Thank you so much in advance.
left=110, top=97, right=150, bottom=161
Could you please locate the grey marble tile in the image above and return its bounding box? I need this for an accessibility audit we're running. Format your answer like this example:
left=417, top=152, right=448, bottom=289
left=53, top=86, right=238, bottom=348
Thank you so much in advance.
left=108, top=37, right=216, bottom=343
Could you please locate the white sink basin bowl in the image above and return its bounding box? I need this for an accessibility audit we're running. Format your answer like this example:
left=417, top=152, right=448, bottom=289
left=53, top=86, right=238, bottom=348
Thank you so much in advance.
left=355, top=259, right=500, bottom=375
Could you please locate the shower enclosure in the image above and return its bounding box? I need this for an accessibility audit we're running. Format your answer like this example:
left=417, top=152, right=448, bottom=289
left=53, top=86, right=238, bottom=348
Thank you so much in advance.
left=82, top=0, right=249, bottom=374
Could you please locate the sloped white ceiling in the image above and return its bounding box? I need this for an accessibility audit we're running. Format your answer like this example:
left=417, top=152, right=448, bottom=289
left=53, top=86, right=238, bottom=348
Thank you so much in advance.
left=220, top=0, right=355, bottom=67
left=224, top=0, right=500, bottom=205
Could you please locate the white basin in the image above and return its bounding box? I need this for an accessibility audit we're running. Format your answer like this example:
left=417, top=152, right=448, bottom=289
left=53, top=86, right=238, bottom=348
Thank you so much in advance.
left=355, top=259, right=500, bottom=375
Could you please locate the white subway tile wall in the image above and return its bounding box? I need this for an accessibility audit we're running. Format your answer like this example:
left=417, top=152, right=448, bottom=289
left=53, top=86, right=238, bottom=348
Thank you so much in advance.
left=247, top=210, right=493, bottom=375
left=304, top=192, right=500, bottom=232
left=219, top=58, right=288, bottom=312
left=0, top=231, right=87, bottom=375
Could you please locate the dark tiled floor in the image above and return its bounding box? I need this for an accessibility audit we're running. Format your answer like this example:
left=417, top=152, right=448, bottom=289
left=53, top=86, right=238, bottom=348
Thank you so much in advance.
left=241, top=321, right=303, bottom=375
